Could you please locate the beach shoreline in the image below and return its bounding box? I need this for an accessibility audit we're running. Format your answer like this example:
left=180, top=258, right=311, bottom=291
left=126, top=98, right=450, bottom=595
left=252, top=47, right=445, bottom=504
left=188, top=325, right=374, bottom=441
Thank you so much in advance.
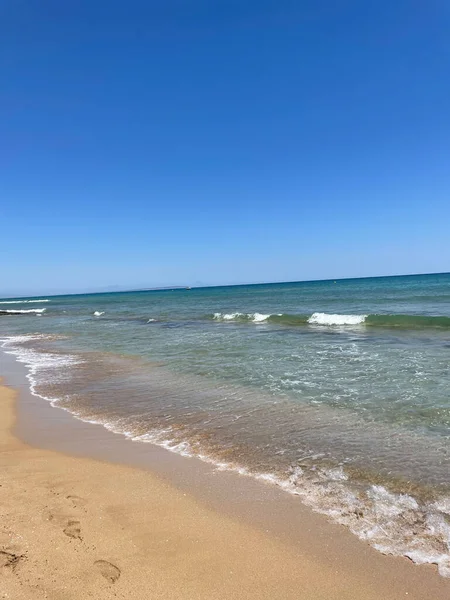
left=2, top=276, right=450, bottom=578
left=1, top=372, right=450, bottom=599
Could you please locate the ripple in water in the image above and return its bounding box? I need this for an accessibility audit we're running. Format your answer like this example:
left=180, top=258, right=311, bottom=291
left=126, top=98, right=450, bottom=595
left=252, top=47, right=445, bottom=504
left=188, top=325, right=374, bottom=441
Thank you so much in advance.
left=2, top=333, right=450, bottom=577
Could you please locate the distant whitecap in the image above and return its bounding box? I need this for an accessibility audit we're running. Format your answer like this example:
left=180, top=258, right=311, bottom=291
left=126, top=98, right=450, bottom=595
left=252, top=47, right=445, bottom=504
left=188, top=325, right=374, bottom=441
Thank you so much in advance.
left=1, top=308, right=46, bottom=314
left=308, top=312, right=367, bottom=326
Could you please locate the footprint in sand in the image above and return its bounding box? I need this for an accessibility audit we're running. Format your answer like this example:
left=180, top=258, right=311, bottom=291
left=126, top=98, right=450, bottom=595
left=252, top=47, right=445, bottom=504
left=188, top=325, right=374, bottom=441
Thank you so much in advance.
left=0, top=549, right=24, bottom=571
left=66, top=495, right=87, bottom=509
left=94, top=560, right=121, bottom=583
left=44, top=510, right=72, bottom=526
left=63, top=520, right=82, bottom=540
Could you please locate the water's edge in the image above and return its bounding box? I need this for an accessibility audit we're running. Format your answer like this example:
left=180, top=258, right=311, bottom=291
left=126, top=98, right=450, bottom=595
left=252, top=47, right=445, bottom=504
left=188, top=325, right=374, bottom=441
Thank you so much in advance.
left=1, top=337, right=450, bottom=579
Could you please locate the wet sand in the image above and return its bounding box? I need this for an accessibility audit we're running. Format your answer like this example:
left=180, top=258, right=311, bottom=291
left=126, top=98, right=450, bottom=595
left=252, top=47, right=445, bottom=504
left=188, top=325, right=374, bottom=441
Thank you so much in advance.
left=1, top=379, right=450, bottom=599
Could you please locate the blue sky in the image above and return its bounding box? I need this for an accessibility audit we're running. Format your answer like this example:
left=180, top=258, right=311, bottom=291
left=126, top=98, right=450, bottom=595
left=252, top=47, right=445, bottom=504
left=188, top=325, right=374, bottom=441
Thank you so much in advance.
left=1, top=1, right=450, bottom=295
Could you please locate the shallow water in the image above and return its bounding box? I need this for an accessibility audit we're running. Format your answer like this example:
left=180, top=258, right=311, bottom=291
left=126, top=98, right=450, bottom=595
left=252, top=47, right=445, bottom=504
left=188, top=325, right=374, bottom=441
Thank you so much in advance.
left=1, top=273, right=450, bottom=575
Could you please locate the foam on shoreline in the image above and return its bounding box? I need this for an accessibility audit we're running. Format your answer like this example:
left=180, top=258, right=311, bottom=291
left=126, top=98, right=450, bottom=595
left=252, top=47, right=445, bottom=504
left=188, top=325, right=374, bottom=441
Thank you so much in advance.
left=1, top=333, right=450, bottom=578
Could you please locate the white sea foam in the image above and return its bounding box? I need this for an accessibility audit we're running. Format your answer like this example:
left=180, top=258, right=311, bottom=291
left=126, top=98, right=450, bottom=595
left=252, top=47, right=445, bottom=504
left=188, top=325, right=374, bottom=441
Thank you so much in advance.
left=0, top=335, right=82, bottom=404
left=0, top=299, right=49, bottom=304
left=213, top=312, right=275, bottom=323
left=213, top=312, right=243, bottom=320
left=93, top=311, right=105, bottom=317
left=1, top=308, right=46, bottom=314
left=124, top=430, right=450, bottom=577
left=252, top=313, right=272, bottom=322
left=1, top=336, right=80, bottom=373
left=105, top=415, right=450, bottom=578
left=433, top=498, right=450, bottom=515
left=308, top=312, right=367, bottom=326
left=213, top=311, right=366, bottom=326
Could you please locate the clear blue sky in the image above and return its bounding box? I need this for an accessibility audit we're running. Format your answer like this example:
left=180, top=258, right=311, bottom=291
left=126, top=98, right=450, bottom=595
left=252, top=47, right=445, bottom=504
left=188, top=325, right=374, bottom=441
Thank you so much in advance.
left=1, top=1, right=449, bottom=295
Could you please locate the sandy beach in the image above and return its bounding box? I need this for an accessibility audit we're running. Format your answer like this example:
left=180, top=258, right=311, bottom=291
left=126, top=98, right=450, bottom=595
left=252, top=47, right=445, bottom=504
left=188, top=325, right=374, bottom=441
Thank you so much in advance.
left=0, top=382, right=449, bottom=599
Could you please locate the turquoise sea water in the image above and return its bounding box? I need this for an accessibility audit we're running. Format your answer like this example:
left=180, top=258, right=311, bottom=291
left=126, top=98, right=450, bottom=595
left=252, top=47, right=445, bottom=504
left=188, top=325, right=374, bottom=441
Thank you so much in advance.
left=1, top=273, right=450, bottom=574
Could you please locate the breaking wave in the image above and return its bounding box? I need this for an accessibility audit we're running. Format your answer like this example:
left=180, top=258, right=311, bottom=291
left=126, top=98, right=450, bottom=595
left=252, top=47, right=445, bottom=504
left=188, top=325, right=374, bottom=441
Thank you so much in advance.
left=308, top=312, right=367, bottom=325
left=208, top=312, right=450, bottom=329
left=0, top=308, right=46, bottom=315
left=0, top=299, right=49, bottom=304
left=213, top=312, right=275, bottom=323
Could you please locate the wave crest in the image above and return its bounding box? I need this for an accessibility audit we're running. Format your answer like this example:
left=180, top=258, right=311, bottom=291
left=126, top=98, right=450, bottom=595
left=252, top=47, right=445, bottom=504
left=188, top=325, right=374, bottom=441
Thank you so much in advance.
left=213, top=312, right=274, bottom=323
left=208, top=312, right=450, bottom=329
left=0, top=299, right=49, bottom=304
left=0, top=308, right=46, bottom=315
left=308, top=312, right=367, bottom=326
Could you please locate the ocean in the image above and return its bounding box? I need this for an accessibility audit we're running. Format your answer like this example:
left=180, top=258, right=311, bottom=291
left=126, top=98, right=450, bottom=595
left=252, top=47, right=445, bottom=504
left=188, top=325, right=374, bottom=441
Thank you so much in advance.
left=1, top=272, right=450, bottom=575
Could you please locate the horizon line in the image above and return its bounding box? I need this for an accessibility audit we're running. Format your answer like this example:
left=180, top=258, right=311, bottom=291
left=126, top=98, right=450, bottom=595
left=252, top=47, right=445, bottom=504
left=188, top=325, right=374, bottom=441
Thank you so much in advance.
left=0, top=270, right=448, bottom=301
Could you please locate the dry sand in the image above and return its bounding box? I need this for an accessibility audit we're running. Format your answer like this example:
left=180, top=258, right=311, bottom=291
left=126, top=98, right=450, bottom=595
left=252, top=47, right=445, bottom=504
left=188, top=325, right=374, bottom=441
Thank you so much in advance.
left=1, top=383, right=449, bottom=599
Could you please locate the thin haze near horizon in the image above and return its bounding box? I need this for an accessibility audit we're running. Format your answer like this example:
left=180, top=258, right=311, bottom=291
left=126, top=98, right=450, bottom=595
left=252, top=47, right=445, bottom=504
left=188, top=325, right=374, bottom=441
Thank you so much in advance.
left=1, top=1, right=450, bottom=296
